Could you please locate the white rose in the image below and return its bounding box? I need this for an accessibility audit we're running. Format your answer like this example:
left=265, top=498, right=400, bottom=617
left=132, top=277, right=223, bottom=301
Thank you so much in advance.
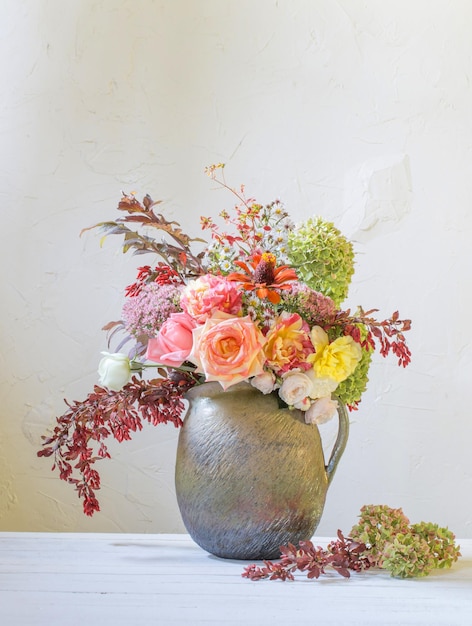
left=305, top=368, right=338, bottom=400
left=250, top=371, right=277, bottom=395
left=305, top=397, right=338, bottom=425
left=293, top=396, right=312, bottom=410
left=278, top=371, right=312, bottom=408
left=98, top=352, right=131, bottom=391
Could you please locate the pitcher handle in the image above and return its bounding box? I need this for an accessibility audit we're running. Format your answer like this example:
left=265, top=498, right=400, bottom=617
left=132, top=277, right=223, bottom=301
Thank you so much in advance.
left=325, top=401, right=350, bottom=486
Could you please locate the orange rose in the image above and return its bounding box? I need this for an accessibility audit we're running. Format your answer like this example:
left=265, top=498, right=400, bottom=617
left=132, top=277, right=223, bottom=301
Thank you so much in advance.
left=263, top=311, right=314, bottom=374
left=188, top=312, right=266, bottom=389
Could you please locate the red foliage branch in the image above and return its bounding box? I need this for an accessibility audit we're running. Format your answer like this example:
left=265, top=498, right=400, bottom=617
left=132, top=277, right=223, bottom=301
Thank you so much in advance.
left=124, top=263, right=184, bottom=298
left=81, top=192, right=206, bottom=280
left=37, top=376, right=191, bottom=516
left=242, top=531, right=375, bottom=582
left=337, top=308, right=412, bottom=367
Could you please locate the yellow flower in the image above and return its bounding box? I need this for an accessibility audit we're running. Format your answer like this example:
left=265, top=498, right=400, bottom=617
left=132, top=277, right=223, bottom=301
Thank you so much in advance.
left=308, top=326, right=362, bottom=383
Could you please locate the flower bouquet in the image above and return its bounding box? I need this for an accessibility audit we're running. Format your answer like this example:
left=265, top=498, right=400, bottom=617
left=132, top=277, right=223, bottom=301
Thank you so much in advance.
left=38, top=164, right=411, bottom=517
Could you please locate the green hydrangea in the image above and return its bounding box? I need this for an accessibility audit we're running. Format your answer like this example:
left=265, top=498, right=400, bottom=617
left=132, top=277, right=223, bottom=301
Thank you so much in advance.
left=326, top=321, right=372, bottom=408
left=287, top=217, right=355, bottom=307
left=335, top=345, right=373, bottom=408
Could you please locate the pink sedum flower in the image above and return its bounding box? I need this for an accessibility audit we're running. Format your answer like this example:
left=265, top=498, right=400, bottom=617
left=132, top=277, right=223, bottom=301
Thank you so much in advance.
left=122, top=282, right=183, bottom=338
left=188, top=311, right=266, bottom=389
left=180, top=274, right=243, bottom=323
left=145, top=312, right=197, bottom=367
left=263, top=311, right=314, bottom=374
left=281, top=284, right=337, bottom=325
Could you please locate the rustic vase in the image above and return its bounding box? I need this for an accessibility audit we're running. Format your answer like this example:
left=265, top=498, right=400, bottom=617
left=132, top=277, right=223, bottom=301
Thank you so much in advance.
left=174, top=381, right=349, bottom=560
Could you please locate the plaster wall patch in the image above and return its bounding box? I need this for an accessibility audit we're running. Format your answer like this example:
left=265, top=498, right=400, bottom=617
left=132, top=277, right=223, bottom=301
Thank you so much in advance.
left=0, top=438, right=18, bottom=518
left=341, top=154, right=412, bottom=243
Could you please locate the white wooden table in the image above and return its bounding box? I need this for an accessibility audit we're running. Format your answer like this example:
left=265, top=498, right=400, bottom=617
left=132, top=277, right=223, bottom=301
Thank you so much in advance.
left=0, top=532, right=470, bottom=625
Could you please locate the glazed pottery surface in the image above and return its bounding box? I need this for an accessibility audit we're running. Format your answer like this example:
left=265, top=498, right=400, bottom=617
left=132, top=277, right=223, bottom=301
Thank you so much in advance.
left=175, top=381, right=349, bottom=560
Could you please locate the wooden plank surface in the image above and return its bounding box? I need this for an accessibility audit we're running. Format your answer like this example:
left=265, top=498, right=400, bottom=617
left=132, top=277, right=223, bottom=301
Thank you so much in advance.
left=0, top=533, right=470, bottom=625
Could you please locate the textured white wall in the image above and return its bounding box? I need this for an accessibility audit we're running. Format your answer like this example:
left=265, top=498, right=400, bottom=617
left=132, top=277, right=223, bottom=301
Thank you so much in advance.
left=1, top=0, right=471, bottom=537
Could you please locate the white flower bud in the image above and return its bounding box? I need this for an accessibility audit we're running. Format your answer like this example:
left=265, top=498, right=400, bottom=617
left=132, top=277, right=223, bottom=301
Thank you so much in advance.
left=250, top=371, right=277, bottom=395
left=98, top=352, right=131, bottom=391
left=305, top=397, right=338, bottom=425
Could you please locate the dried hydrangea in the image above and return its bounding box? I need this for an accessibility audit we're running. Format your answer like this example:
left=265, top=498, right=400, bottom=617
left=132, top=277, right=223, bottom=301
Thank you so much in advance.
left=381, top=524, right=461, bottom=579
left=382, top=532, right=436, bottom=578
left=349, top=504, right=461, bottom=578
left=350, top=504, right=411, bottom=566
left=411, top=522, right=461, bottom=570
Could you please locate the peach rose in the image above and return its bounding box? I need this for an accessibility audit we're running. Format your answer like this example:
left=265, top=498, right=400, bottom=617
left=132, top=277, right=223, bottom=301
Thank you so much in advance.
left=145, top=312, right=197, bottom=367
left=263, top=312, right=314, bottom=374
left=180, top=274, right=243, bottom=323
left=188, top=311, right=266, bottom=389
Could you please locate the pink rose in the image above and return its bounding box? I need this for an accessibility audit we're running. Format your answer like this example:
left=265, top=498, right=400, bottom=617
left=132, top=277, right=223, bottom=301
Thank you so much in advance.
left=188, top=311, right=266, bottom=389
left=145, top=312, right=197, bottom=367
left=180, top=274, right=243, bottom=323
